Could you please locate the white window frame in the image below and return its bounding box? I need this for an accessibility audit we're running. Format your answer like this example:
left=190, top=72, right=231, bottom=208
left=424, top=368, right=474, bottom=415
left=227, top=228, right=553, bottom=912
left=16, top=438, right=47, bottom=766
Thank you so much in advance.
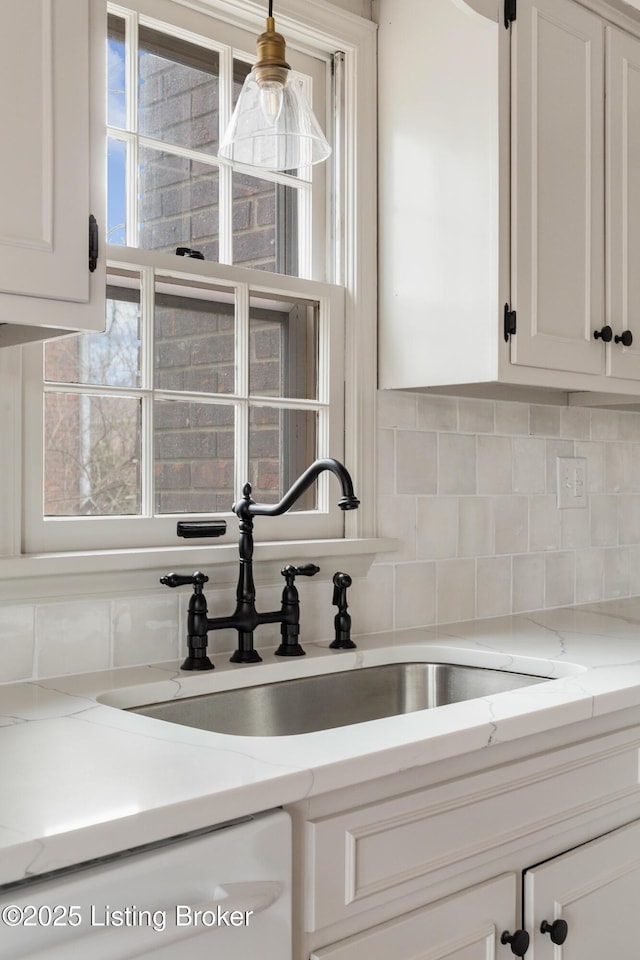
left=22, top=249, right=346, bottom=552
left=0, top=0, right=379, bottom=599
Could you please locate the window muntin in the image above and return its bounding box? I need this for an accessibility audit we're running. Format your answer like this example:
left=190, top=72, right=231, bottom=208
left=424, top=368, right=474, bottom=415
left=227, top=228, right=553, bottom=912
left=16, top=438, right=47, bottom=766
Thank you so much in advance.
left=106, top=4, right=326, bottom=279
left=23, top=0, right=344, bottom=550
left=24, top=250, right=344, bottom=551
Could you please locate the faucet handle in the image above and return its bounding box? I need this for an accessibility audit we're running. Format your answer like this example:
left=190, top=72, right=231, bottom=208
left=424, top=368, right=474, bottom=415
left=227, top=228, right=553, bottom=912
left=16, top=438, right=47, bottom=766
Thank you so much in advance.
left=281, top=563, right=320, bottom=583
left=160, top=571, right=209, bottom=589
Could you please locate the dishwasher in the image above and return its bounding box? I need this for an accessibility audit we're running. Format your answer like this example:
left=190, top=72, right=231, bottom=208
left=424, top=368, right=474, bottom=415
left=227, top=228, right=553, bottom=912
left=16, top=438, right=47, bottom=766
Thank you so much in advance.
left=0, top=809, right=291, bottom=960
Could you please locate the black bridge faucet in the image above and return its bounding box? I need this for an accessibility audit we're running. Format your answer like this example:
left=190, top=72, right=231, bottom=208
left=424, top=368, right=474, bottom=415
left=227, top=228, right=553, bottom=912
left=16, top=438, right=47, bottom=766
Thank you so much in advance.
left=161, top=458, right=359, bottom=668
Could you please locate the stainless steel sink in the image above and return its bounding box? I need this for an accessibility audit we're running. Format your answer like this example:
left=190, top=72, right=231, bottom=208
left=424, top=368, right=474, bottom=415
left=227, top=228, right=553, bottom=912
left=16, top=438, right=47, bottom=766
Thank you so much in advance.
left=127, top=662, right=546, bottom=737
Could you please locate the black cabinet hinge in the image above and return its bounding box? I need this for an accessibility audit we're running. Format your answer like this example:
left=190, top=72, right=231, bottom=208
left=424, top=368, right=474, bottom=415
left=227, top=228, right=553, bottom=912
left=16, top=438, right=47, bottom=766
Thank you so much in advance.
left=504, top=303, right=517, bottom=341
left=505, top=0, right=516, bottom=27
left=89, top=214, right=99, bottom=273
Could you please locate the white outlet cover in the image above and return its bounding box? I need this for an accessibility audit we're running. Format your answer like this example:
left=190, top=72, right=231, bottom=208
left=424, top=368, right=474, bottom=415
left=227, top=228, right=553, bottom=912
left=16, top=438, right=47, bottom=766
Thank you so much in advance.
left=557, top=457, right=588, bottom=509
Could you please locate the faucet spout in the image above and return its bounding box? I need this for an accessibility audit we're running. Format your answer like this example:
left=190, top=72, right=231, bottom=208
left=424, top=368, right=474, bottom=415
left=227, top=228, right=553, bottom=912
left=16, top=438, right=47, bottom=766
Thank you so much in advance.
left=232, top=458, right=360, bottom=520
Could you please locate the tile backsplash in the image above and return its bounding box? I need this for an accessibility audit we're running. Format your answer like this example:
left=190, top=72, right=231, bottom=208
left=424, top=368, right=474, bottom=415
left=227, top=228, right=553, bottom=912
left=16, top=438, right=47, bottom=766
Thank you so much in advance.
left=376, top=391, right=640, bottom=625
left=3, top=390, right=640, bottom=684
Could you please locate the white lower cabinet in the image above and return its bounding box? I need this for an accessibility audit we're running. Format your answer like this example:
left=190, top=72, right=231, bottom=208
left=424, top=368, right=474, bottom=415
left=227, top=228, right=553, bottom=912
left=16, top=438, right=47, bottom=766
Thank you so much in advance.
left=297, top=725, right=640, bottom=959
left=524, top=819, right=640, bottom=958
left=309, top=874, right=517, bottom=960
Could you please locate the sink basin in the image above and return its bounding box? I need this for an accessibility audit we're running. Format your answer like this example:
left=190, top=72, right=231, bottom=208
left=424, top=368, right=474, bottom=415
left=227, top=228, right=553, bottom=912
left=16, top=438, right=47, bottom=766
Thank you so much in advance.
left=127, top=662, right=547, bottom=736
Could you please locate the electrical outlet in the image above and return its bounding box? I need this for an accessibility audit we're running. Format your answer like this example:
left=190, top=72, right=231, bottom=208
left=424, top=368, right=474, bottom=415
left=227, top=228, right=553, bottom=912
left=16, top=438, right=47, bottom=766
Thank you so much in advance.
left=557, top=457, right=588, bottom=509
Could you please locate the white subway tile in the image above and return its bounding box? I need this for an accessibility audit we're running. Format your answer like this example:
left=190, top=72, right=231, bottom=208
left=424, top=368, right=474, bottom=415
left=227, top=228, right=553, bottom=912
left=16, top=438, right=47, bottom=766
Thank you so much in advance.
left=605, top=442, right=633, bottom=493
left=376, top=494, right=417, bottom=561
left=438, top=434, right=476, bottom=494
left=530, top=405, right=560, bottom=437
left=590, top=495, right=619, bottom=547
left=618, top=495, right=640, bottom=545
left=396, top=430, right=437, bottom=494
left=394, top=562, right=436, bottom=628
left=513, top=437, right=546, bottom=493
left=494, top=496, right=528, bottom=555
left=618, top=412, right=640, bottom=442
left=0, top=606, right=35, bottom=683
left=529, top=496, right=561, bottom=552
left=604, top=547, right=630, bottom=599
left=113, top=594, right=180, bottom=667
left=575, top=550, right=605, bottom=603
left=349, top=563, right=394, bottom=635
left=458, top=498, right=493, bottom=557
left=627, top=546, right=640, bottom=597
left=477, top=436, right=512, bottom=494
left=416, top=395, right=457, bottom=432
left=560, top=407, right=591, bottom=439
left=561, top=507, right=591, bottom=550
left=436, top=559, right=476, bottom=623
left=417, top=497, right=458, bottom=559
left=545, top=552, right=575, bottom=608
left=376, top=429, right=395, bottom=495
left=476, top=557, right=511, bottom=618
left=590, top=408, right=620, bottom=441
left=495, top=401, right=529, bottom=436
left=35, top=601, right=111, bottom=678
left=458, top=398, right=494, bottom=434
left=512, top=554, right=545, bottom=612
left=377, top=390, right=416, bottom=429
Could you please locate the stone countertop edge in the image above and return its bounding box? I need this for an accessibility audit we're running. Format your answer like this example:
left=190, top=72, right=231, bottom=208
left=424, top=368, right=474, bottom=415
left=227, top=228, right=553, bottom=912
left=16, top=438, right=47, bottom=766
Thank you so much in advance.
left=2, top=595, right=640, bottom=886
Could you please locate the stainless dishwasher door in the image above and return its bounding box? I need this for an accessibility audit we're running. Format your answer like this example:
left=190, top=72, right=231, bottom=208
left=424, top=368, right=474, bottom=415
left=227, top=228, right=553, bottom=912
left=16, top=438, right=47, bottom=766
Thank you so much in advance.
left=0, top=810, right=291, bottom=960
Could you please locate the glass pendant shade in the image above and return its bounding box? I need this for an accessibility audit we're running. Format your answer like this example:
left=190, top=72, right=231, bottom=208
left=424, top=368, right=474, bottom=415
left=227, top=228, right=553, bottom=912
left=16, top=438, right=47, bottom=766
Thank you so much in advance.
left=218, top=17, right=331, bottom=171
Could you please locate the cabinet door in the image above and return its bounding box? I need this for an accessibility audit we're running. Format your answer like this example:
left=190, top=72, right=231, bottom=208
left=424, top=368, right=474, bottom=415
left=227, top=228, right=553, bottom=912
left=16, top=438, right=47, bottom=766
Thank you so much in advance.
left=606, top=26, right=640, bottom=381
left=310, top=874, right=517, bottom=960
left=524, top=819, right=640, bottom=957
left=0, top=0, right=105, bottom=342
left=510, top=0, right=605, bottom=375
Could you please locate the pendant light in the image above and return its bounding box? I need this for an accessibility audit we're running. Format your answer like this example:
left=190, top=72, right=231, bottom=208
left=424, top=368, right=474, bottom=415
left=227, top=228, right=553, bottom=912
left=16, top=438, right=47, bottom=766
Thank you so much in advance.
left=218, top=0, right=331, bottom=171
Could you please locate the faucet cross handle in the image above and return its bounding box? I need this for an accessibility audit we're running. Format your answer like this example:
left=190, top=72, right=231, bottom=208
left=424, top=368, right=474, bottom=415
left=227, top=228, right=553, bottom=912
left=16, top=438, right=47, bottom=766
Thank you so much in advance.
left=160, top=571, right=209, bottom=590
left=281, top=563, right=321, bottom=585
left=275, top=563, right=320, bottom=658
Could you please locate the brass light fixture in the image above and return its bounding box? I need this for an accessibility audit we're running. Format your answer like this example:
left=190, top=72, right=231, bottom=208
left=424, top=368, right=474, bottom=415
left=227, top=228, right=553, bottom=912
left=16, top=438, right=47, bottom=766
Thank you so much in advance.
left=218, top=0, right=331, bottom=171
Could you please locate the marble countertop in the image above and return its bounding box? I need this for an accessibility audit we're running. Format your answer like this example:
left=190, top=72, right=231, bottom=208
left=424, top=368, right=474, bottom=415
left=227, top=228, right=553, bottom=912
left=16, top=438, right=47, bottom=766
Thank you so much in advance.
left=3, top=596, right=640, bottom=887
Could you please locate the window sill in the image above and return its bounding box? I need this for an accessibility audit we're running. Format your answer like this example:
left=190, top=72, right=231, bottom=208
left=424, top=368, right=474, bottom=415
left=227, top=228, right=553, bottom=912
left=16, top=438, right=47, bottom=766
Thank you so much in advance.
left=0, top=538, right=394, bottom=603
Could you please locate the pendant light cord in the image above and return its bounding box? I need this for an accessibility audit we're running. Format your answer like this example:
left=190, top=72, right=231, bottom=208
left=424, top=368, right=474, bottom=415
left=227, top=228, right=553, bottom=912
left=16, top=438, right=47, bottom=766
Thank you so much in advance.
left=268, top=0, right=273, bottom=16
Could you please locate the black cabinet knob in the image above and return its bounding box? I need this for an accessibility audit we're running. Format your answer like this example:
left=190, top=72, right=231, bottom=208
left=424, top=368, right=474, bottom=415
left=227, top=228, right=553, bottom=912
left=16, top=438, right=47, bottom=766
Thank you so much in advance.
left=501, top=929, right=530, bottom=956
left=540, top=919, right=568, bottom=945
left=594, top=325, right=613, bottom=342
left=614, top=330, right=633, bottom=347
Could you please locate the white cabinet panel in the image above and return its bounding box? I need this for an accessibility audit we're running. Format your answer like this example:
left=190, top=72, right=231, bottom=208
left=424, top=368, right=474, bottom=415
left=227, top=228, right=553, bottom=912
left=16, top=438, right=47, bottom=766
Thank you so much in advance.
left=377, top=0, right=640, bottom=399
left=606, top=26, right=640, bottom=379
left=511, top=0, right=605, bottom=375
left=310, top=874, right=517, bottom=960
left=0, top=0, right=105, bottom=344
left=524, top=819, right=640, bottom=958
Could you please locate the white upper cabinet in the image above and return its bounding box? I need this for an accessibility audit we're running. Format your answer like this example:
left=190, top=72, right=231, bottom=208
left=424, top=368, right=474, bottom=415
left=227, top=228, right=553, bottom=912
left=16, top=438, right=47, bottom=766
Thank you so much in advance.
left=377, top=0, right=640, bottom=399
left=606, top=25, right=640, bottom=379
left=0, top=0, right=105, bottom=347
left=510, top=0, right=605, bottom=376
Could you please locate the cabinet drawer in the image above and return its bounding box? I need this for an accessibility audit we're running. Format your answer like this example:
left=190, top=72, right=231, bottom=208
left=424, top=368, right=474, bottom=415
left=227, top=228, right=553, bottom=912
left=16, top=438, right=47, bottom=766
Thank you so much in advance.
left=304, top=731, right=640, bottom=930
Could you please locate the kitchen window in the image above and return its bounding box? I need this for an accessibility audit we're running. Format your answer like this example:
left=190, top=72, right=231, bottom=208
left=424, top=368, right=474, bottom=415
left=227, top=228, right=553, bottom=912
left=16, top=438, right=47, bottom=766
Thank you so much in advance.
left=6, top=0, right=376, bottom=581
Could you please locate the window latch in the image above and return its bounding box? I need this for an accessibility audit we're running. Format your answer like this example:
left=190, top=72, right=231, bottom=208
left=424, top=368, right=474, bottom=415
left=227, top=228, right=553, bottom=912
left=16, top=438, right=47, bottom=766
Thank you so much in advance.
left=505, top=0, right=516, bottom=28
left=89, top=214, right=99, bottom=272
